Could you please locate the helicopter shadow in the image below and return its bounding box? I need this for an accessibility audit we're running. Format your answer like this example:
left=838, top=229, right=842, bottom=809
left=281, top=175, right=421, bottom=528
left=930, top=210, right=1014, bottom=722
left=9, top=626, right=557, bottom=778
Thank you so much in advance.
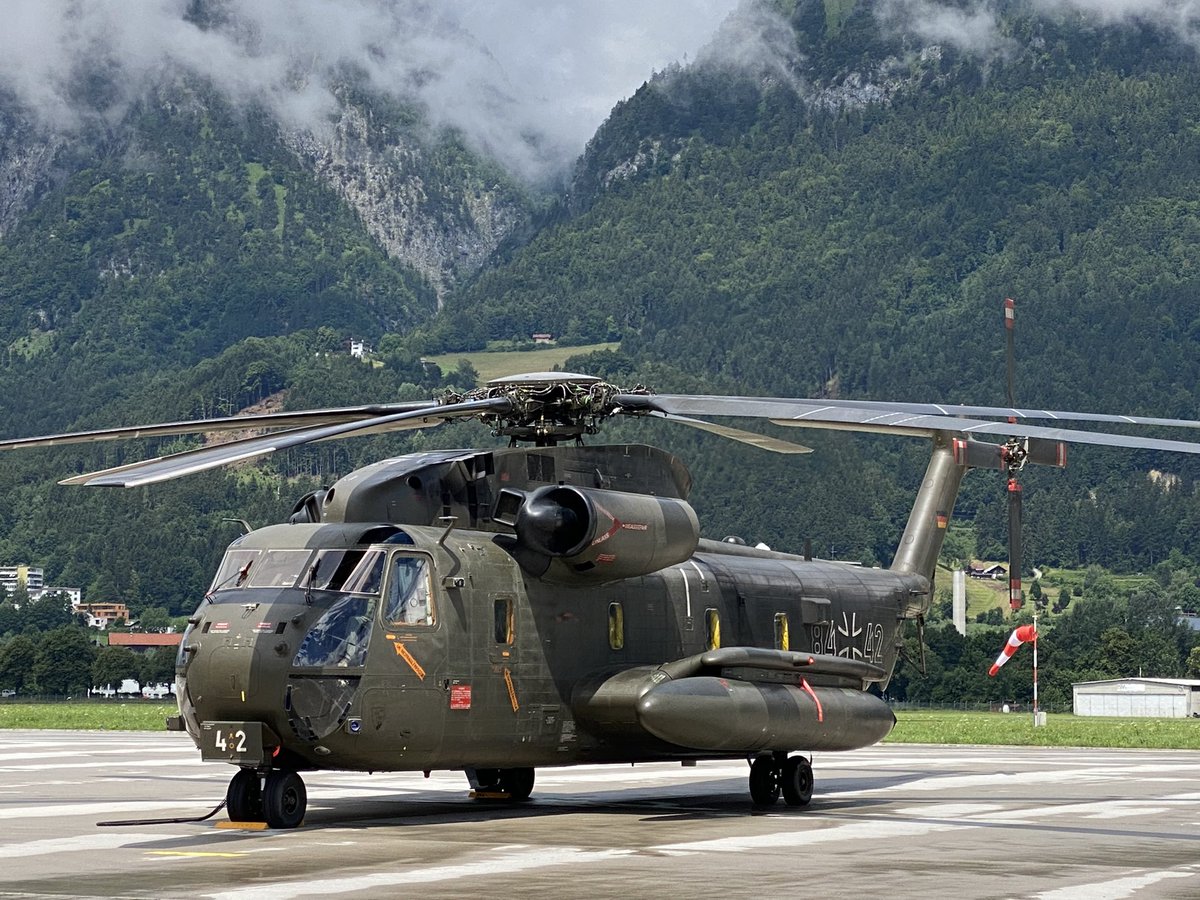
left=286, top=769, right=936, bottom=831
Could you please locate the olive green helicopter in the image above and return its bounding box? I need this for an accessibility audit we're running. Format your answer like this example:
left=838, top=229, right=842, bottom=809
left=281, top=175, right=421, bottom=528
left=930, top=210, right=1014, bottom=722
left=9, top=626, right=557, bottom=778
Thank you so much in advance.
left=6, top=345, right=1200, bottom=828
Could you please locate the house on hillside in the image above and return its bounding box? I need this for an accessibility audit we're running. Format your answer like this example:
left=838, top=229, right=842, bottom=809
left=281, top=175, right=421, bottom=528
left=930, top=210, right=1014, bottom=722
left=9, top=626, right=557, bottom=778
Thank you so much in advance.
left=75, top=601, right=130, bottom=629
left=966, top=562, right=1007, bottom=580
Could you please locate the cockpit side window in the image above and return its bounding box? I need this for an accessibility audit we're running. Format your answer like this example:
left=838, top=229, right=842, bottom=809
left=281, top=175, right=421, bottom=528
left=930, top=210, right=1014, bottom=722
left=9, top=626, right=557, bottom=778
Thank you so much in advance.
left=384, top=555, right=435, bottom=626
left=339, top=551, right=386, bottom=595
left=209, top=549, right=260, bottom=594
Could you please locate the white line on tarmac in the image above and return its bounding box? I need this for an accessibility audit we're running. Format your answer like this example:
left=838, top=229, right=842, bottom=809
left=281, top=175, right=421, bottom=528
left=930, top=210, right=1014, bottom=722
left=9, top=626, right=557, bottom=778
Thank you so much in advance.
left=204, top=846, right=635, bottom=900
left=1030, top=863, right=1200, bottom=899
left=0, top=832, right=189, bottom=860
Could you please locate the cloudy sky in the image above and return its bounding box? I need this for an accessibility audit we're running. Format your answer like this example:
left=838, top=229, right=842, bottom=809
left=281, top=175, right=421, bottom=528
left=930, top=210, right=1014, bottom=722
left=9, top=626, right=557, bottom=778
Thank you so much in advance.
left=0, top=0, right=747, bottom=182
left=2, top=1, right=1197, bottom=183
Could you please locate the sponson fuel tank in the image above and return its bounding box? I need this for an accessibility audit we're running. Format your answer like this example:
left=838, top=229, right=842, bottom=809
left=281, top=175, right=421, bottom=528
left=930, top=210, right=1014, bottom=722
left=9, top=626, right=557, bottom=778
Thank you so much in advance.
left=572, top=648, right=896, bottom=754
left=636, top=678, right=894, bottom=752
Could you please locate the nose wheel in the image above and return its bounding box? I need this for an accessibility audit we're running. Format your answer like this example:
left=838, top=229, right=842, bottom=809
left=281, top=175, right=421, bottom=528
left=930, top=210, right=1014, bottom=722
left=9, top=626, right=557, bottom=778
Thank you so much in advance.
left=226, top=768, right=307, bottom=828
left=749, top=754, right=813, bottom=808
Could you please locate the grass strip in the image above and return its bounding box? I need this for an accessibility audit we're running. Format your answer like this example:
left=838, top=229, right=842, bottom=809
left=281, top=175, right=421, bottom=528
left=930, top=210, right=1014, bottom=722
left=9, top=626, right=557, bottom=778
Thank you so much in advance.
left=887, top=710, right=1200, bottom=749
left=0, top=702, right=176, bottom=731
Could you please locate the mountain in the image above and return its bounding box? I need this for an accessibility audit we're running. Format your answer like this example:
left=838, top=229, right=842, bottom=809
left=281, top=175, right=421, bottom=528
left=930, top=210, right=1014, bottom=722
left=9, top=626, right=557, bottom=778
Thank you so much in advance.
left=5, top=0, right=1200, bottom=615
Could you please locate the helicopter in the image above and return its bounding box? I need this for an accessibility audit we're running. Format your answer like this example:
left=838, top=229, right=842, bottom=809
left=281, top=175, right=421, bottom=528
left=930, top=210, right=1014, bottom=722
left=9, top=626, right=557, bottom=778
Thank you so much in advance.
left=7, top=363, right=1200, bottom=829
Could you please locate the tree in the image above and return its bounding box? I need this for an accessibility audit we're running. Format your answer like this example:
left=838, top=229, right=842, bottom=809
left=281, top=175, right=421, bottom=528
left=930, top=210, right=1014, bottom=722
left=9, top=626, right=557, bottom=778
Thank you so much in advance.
left=1186, top=645, right=1200, bottom=678
left=0, top=635, right=36, bottom=692
left=33, top=627, right=96, bottom=695
left=138, top=607, right=171, bottom=633
left=91, top=647, right=142, bottom=690
left=23, top=591, right=74, bottom=632
left=139, top=647, right=176, bottom=687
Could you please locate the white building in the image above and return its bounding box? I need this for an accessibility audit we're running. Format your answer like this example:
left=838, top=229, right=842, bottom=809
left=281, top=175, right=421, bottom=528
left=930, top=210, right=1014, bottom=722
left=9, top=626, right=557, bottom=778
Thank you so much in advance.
left=0, top=565, right=43, bottom=596
left=1, top=564, right=81, bottom=607
left=1072, top=678, right=1200, bottom=719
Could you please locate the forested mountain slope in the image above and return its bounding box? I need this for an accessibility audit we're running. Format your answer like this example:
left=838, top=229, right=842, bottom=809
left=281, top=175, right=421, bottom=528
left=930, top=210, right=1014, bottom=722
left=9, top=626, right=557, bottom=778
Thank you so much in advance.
left=439, top=6, right=1200, bottom=418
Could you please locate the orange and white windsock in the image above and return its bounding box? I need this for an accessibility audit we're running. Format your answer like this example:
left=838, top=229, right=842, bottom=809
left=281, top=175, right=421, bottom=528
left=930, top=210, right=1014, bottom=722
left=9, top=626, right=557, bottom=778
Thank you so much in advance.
left=988, top=624, right=1037, bottom=676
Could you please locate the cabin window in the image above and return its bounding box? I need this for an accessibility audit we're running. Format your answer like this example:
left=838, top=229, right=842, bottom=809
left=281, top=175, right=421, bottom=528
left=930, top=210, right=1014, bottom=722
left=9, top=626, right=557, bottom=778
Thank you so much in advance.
left=705, top=608, right=721, bottom=651
left=292, top=596, right=375, bottom=668
left=494, top=597, right=514, bottom=644
left=774, top=613, right=790, bottom=651
left=384, top=555, right=434, bottom=626
left=608, top=601, right=625, bottom=651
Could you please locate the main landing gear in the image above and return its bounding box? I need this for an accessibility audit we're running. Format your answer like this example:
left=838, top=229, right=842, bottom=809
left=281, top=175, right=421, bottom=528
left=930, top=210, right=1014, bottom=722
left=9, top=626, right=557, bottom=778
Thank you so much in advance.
left=226, top=768, right=308, bottom=829
left=748, top=752, right=813, bottom=808
left=466, top=766, right=536, bottom=801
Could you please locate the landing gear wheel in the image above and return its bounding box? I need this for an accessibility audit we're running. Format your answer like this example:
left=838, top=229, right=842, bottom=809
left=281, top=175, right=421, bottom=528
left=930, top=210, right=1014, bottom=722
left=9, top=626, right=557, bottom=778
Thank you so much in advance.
left=748, top=756, right=781, bottom=807
left=781, top=756, right=813, bottom=807
left=226, top=768, right=262, bottom=822
left=471, top=768, right=502, bottom=792
left=262, top=770, right=306, bottom=829
left=498, top=767, right=535, bottom=801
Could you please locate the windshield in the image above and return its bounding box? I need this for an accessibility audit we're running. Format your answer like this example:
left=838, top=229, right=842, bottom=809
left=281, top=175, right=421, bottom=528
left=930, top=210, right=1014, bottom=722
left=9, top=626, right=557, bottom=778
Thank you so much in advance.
left=208, top=547, right=387, bottom=597
left=208, top=549, right=259, bottom=594
left=245, top=549, right=314, bottom=588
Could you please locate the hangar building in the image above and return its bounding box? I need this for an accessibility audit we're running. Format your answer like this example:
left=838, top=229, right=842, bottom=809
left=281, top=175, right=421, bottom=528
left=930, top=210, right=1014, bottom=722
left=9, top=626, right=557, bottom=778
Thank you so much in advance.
left=1072, top=678, right=1200, bottom=718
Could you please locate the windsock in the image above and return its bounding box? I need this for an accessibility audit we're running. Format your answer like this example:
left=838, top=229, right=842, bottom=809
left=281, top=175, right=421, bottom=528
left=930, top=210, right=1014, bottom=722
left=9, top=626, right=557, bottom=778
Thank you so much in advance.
left=988, top=624, right=1037, bottom=676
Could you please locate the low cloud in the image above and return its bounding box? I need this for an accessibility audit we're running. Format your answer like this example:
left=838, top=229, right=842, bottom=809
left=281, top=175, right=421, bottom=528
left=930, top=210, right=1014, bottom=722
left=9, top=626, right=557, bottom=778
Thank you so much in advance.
left=0, top=0, right=744, bottom=183
left=879, top=0, right=1200, bottom=59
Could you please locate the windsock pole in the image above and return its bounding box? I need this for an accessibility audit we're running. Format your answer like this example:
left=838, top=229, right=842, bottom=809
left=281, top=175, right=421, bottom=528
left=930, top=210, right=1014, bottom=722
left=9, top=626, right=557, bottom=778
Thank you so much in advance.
left=1032, top=611, right=1039, bottom=723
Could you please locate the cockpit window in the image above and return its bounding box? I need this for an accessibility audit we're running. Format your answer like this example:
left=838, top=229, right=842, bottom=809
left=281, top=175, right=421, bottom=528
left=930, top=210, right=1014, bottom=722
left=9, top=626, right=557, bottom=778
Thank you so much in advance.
left=292, top=596, right=375, bottom=668
left=209, top=549, right=260, bottom=594
left=385, top=555, right=435, bottom=626
left=340, top=551, right=386, bottom=595
left=245, top=549, right=314, bottom=588
left=306, top=549, right=385, bottom=594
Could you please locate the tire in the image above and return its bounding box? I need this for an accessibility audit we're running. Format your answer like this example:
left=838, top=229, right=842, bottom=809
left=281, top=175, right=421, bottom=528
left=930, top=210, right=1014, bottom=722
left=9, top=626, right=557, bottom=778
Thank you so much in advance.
left=226, top=768, right=262, bottom=822
left=781, top=757, right=813, bottom=808
left=748, top=756, right=780, bottom=807
left=498, top=767, right=535, bottom=801
left=263, top=770, right=307, bottom=829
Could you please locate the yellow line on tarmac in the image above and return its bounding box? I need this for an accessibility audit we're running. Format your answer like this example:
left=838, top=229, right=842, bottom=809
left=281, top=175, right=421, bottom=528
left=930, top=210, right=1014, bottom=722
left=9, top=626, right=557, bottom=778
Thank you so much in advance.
left=145, top=849, right=249, bottom=858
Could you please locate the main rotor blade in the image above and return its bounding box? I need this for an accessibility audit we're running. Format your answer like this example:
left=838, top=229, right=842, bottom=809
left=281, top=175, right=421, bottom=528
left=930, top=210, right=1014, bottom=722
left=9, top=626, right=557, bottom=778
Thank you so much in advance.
left=645, top=412, right=812, bottom=454
left=619, top=393, right=1200, bottom=431
left=620, top=395, right=1200, bottom=455
left=62, top=397, right=513, bottom=487
left=0, top=402, right=438, bottom=451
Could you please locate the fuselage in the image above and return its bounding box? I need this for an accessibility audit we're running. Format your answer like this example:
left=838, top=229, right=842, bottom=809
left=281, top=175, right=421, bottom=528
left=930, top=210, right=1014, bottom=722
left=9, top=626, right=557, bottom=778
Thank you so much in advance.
left=176, top=519, right=925, bottom=772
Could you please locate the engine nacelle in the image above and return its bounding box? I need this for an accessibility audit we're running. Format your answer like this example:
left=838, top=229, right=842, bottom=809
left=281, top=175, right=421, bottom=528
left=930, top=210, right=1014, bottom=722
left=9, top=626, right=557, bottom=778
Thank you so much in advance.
left=495, top=485, right=699, bottom=584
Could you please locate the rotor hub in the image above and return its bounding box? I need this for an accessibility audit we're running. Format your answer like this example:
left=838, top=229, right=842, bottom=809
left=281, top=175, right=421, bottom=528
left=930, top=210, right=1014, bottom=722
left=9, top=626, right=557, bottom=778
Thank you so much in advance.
left=441, top=373, right=650, bottom=445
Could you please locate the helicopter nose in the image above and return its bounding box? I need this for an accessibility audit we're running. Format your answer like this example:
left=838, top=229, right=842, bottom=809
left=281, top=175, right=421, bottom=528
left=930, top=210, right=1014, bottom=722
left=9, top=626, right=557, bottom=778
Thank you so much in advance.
left=180, top=590, right=310, bottom=730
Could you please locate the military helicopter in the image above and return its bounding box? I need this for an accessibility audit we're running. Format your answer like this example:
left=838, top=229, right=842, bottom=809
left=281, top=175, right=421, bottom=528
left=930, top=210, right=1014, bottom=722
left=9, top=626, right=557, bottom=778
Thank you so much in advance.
left=7, top=361, right=1200, bottom=829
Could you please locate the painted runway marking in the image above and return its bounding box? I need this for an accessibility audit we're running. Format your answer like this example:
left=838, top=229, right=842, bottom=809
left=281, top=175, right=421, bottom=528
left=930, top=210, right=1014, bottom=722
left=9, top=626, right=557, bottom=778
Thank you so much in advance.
left=1030, top=862, right=1200, bottom=899
left=0, top=832, right=190, bottom=859
left=204, top=847, right=635, bottom=899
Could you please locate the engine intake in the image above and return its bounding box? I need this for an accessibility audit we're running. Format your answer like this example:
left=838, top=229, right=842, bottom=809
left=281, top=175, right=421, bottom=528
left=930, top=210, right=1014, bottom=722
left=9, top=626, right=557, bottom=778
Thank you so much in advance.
left=495, top=485, right=699, bottom=584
